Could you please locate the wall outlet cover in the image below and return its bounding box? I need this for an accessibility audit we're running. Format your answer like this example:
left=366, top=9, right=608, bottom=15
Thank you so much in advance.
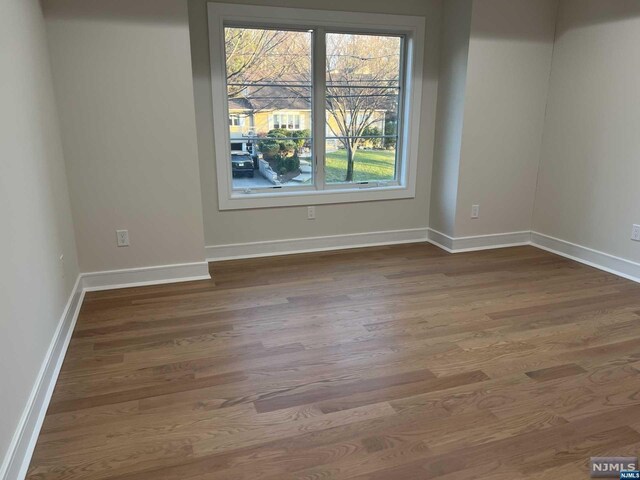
left=116, top=229, right=130, bottom=247
left=307, top=206, right=316, bottom=220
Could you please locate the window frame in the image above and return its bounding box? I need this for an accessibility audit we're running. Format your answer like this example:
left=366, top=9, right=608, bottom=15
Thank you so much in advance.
left=271, top=113, right=304, bottom=131
left=208, top=3, right=425, bottom=210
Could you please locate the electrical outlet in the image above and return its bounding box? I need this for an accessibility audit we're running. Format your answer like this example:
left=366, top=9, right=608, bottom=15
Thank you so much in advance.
left=632, top=224, right=640, bottom=242
left=471, top=204, right=480, bottom=219
left=307, top=206, right=316, bottom=220
left=116, top=229, right=129, bottom=247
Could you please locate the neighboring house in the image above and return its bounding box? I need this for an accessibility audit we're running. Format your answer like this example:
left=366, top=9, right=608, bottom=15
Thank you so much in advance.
left=228, top=86, right=387, bottom=152
left=228, top=87, right=311, bottom=152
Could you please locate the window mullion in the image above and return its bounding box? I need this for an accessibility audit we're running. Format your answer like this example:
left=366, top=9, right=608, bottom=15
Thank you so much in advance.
left=312, top=28, right=326, bottom=190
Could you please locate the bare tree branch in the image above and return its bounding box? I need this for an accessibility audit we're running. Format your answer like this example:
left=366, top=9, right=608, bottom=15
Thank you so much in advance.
left=325, top=33, right=401, bottom=181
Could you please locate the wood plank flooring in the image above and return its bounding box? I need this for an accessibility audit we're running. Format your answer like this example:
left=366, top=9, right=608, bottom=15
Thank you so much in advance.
left=27, top=244, right=640, bottom=479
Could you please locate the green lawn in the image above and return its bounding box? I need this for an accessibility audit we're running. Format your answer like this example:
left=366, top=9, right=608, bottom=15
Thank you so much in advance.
left=325, top=149, right=396, bottom=183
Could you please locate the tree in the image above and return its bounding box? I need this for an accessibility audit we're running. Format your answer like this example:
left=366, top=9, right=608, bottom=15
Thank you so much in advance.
left=225, top=28, right=289, bottom=99
left=225, top=28, right=312, bottom=115
left=325, top=34, right=400, bottom=182
left=257, top=130, right=296, bottom=160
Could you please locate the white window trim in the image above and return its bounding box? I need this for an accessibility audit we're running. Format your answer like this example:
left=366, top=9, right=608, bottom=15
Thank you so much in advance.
left=271, top=112, right=303, bottom=131
left=208, top=2, right=425, bottom=210
left=229, top=114, right=243, bottom=126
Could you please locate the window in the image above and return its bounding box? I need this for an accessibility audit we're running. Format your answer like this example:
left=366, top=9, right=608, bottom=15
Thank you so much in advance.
left=325, top=33, right=401, bottom=185
left=229, top=114, right=243, bottom=126
left=224, top=26, right=313, bottom=190
left=209, top=4, right=424, bottom=209
left=273, top=114, right=302, bottom=130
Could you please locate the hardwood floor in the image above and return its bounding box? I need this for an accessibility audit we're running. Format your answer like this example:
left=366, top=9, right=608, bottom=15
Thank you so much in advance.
left=27, top=244, right=640, bottom=479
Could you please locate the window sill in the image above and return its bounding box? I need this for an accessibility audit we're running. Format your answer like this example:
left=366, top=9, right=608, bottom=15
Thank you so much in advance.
left=219, top=184, right=415, bottom=210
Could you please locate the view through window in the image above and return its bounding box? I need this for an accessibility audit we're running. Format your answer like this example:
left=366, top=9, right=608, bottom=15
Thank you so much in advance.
left=325, top=33, right=401, bottom=184
left=225, top=27, right=313, bottom=190
left=223, top=26, right=404, bottom=191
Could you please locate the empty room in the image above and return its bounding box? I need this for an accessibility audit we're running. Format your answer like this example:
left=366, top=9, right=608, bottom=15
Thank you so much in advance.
left=3, top=0, right=640, bottom=478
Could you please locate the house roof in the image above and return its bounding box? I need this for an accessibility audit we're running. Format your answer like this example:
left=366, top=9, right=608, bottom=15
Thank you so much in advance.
left=229, top=85, right=311, bottom=112
left=229, top=97, right=252, bottom=110
left=229, top=84, right=398, bottom=114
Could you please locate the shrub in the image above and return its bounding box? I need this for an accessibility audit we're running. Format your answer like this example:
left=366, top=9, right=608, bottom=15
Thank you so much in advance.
left=384, top=119, right=397, bottom=149
left=258, top=130, right=296, bottom=160
left=290, top=129, right=311, bottom=150
left=362, top=126, right=383, bottom=149
left=275, top=153, right=300, bottom=174
left=258, top=138, right=280, bottom=159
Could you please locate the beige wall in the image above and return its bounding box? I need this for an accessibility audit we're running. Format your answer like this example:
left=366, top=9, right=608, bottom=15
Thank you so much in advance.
left=429, top=0, right=472, bottom=237
left=533, top=0, right=640, bottom=263
left=454, top=0, right=558, bottom=236
left=430, top=0, right=557, bottom=238
left=0, top=0, right=79, bottom=466
left=188, top=0, right=441, bottom=247
left=43, top=0, right=207, bottom=272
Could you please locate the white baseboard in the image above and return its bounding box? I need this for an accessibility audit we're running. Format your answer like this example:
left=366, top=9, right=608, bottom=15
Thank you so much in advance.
left=427, top=228, right=531, bottom=253
left=429, top=228, right=640, bottom=283
left=426, top=228, right=640, bottom=284
left=1, top=260, right=212, bottom=479
left=1, top=276, right=85, bottom=480
left=81, top=261, right=211, bottom=292
left=3, top=230, right=638, bottom=479
left=425, top=228, right=455, bottom=252
left=206, top=228, right=429, bottom=261
left=531, top=231, right=640, bottom=284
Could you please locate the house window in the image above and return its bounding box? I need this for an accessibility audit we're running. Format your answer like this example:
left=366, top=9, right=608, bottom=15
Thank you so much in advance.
left=273, top=114, right=302, bottom=130
left=208, top=3, right=424, bottom=209
left=229, top=114, right=243, bottom=126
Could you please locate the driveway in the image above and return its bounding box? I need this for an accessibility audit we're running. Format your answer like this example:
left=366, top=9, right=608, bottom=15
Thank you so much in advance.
left=232, top=174, right=274, bottom=189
